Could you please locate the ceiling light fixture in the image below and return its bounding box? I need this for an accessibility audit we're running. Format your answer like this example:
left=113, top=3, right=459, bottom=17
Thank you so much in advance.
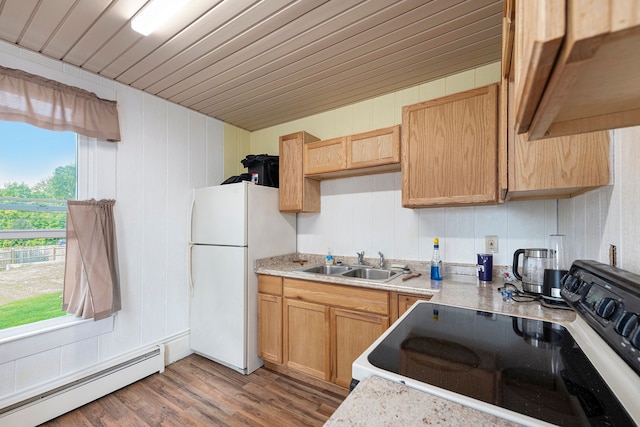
left=131, top=0, right=191, bottom=36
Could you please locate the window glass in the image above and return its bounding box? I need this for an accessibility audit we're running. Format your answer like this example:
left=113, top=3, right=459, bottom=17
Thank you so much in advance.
left=0, top=121, right=77, bottom=329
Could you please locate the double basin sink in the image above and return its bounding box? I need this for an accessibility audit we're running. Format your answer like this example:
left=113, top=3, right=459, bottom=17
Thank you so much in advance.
left=294, top=264, right=399, bottom=282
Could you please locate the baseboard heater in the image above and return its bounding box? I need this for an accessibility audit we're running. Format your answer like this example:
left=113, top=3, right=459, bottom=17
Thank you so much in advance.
left=0, top=346, right=164, bottom=426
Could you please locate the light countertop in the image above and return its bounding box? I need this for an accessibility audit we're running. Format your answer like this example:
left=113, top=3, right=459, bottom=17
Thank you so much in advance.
left=255, top=253, right=575, bottom=324
left=324, top=375, right=524, bottom=427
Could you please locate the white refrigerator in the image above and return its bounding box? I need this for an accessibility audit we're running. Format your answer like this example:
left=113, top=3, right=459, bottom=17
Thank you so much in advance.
left=189, top=182, right=296, bottom=374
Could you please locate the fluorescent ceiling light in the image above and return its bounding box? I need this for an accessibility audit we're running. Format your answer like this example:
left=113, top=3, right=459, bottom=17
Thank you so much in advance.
left=131, top=0, right=191, bottom=36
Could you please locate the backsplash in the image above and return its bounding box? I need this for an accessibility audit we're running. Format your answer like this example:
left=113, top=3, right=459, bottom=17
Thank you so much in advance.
left=296, top=171, right=559, bottom=269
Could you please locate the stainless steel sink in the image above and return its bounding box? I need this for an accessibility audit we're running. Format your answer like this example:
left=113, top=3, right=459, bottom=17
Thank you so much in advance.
left=295, top=264, right=353, bottom=275
left=295, top=264, right=399, bottom=282
left=341, top=268, right=399, bottom=281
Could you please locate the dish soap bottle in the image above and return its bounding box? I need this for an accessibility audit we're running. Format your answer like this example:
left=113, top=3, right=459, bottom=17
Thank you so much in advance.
left=325, top=249, right=334, bottom=265
left=430, top=238, right=443, bottom=280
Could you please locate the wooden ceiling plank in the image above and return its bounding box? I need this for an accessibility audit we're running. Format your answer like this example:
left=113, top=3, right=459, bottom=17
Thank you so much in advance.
left=166, top=0, right=469, bottom=104
left=238, top=56, right=500, bottom=130
left=41, top=0, right=112, bottom=60
left=18, top=0, right=76, bottom=52
left=221, top=47, right=499, bottom=129
left=192, top=3, right=500, bottom=114
left=237, top=49, right=500, bottom=130
left=218, top=36, right=501, bottom=128
left=144, top=0, right=365, bottom=95
left=0, top=0, right=39, bottom=43
left=198, top=21, right=500, bottom=116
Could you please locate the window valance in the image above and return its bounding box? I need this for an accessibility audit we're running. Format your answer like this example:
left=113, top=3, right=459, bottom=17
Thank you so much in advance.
left=0, top=65, right=121, bottom=142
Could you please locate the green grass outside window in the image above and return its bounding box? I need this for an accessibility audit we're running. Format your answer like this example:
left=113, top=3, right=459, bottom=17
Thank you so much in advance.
left=0, top=292, right=66, bottom=329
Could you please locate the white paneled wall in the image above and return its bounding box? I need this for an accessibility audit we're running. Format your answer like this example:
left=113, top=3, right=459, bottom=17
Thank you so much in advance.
left=297, top=172, right=560, bottom=267
left=0, top=41, right=222, bottom=402
left=560, top=127, right=640, bottom=275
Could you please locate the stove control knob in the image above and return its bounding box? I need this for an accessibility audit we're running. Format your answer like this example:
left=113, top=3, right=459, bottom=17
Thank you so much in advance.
left=615, top=312, right=639, bottom=337
left=631, top=328, right=640, bottom=350
left=563, top=275, right=580, bottom=293
left=594, top=298, right=617, bottom=319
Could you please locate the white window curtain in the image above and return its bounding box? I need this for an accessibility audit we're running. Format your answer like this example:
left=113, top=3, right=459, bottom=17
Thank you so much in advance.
left=63, top=199, right=121, bottom=320
left=0, top=65, right=121, bottom=142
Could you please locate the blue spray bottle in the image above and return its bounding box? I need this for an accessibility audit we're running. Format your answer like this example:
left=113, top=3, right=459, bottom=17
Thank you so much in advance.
left=430, top=237, right=443, bottom=280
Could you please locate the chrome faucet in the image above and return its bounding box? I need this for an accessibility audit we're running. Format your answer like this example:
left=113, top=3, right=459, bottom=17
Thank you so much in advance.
left=378, top=251, right=385, bottom=269
left=357, top=251, right=365, bottom=265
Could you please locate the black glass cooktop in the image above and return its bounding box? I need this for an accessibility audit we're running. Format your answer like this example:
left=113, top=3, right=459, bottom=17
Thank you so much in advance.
left=367, top=302, right=632, bottom=426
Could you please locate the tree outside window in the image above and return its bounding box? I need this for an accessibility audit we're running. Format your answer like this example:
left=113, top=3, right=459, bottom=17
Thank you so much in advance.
left=0, top=121, right=77, bottom=329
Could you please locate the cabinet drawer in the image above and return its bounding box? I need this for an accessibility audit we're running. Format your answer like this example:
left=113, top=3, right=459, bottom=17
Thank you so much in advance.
left=283, top=278, right=389, bottom=316
left=258, top=275, right=283, bottom=295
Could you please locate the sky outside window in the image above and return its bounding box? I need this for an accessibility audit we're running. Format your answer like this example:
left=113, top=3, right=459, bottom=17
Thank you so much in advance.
left=0, top=121, right=76, bottom=187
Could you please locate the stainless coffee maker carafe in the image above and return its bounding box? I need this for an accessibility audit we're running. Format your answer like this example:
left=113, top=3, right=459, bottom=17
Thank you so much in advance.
left=543, top=234, right=569, bottom=300
left=512, top=248, right=552, bottom=294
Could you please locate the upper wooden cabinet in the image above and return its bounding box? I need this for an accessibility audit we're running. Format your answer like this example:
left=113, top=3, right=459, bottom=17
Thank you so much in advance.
left=279, top=131, right=321, bottom=213
left=304, top=125, right=401, bottom=179
left=304, top=137, right=346, bottom=175
left=507, top=70, right=611, bottom=200
left=401, top=84, right=499, bottom=208
left=347, top=126, right=401, bottom=170
left=514, top=0, right=640, bottom=140
left=504, top=2, right=612, bottom=200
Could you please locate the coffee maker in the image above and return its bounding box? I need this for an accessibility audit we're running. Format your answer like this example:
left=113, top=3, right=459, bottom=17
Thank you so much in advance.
left=542, top=234, right=569, bottom=302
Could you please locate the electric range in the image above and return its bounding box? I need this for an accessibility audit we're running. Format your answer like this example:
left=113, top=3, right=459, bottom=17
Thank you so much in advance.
left=351, top=260, right=640, bottom=426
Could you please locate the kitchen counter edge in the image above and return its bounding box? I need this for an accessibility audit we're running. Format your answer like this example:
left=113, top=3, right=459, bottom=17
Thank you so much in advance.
left=255, top=255, right=576, bottom=325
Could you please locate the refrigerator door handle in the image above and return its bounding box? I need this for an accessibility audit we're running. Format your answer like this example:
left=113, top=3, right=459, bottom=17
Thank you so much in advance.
left=188, top=243, right=194, bottom=295
left=188, top=189, right=196, bottom=242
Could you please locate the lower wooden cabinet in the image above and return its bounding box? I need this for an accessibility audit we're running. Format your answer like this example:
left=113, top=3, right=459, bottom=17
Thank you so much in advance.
left=390, top=291, right=433, bottom=322
left=258, top=293, right=283, bottom=364
left=284, top=298, right=331, bottom=380
left=258, top=275, right=283, bottom=364
left=331, top=308, right=389, bottom=388
left=266, top=277, right=390, bottom=387
left=397, top=293, right=427, bottom=319
left=258, top=275, right=433, bottom=388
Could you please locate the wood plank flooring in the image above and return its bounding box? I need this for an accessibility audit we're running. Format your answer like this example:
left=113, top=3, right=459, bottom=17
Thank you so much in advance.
left=41, top=354, right=348, bottom=426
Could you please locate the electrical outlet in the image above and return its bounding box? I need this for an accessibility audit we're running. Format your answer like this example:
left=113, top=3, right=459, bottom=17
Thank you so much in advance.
left=485, top=235, right=498, bottom=253
left=609, top=244, right=617, bottom=267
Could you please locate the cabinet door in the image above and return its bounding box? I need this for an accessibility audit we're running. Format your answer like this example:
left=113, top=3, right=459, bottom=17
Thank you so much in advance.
left=401, top=84, right=499, bottom=208
left=258, top=293, right=282, bottom=364
left=397, top=294, right=430, bottom=318
left=347, top=125, right=400, bottom=170
left=279, top=131, right=320, bottom=212
left=504, top=32, right=611, bottom=200
left=330, top=308, right=389, bottom=388
left=284, top=298, right=330, bottom=380
left=304, top=137, right=346, bottom=175
left=513, top=0, right=565, bottom=134
left=517, top=1, right=640, bottom=140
